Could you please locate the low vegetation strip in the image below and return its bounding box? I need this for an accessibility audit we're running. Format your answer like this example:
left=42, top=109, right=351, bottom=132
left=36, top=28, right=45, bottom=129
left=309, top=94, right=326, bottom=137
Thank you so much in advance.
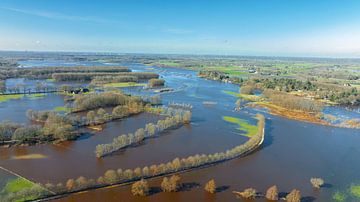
left=37, top=114, right=265, bottom=200
left=222, top=116, right=258, bottom=137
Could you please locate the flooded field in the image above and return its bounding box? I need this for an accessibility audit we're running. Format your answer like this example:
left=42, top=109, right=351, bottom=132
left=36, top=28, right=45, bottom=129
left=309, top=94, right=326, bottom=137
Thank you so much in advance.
left=0, top=60, right=359, bottom=201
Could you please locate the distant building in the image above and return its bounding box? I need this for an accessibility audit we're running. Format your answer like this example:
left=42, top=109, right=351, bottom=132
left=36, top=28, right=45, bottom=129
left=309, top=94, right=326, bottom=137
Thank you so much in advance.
left=248, top=69, right=257, bottom=74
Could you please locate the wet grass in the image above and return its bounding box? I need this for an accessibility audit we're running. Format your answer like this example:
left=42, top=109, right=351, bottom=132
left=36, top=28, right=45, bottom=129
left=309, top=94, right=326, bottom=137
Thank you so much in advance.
left=4, top=178, right=34, bottom=193
left=54, top=106, right=71, bottom=112
left=333, top=191, right=347, bottom=201
left=222, top=116, right=258, bottom=137
left=0, top=94, right=24, bottom=103
left=103, top=82, right=146, bottom=88
left=350, top=184, right=360, bottom=198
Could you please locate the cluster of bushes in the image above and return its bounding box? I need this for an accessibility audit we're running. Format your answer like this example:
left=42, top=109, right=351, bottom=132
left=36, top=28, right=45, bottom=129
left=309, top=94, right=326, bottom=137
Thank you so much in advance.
left=95, top=108, right=192, bottom=157
left=198, top=70, right=244, bottom=84
left=263, top=89, right=323, bottom=112
left=0, top=117, right=75, bottom=144
left=73, top=92, right=144, bottom=112
left=45, top=114, right=264, bottom=195
left=85, top=103, right=145, bottom=126
left=148, top=78, right=165, bottom=88
left=53, top=72, right=158, bottom=82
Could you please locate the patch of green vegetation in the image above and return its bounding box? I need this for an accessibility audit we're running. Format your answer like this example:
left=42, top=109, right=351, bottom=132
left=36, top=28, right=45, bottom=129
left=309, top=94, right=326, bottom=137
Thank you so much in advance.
left=222, top=90, right=262, bottom=102
left=4, top=178, right=34, bottom=193
left=333, top=191, right=347, bottom=202
left=46, top=78, right=55, bottom=82
left=350, top=184, right=360, bottom=198
left=222, top=116, right=258, bottom=137
left=54, top=106, right=71, bottom=112
left=0, top=94, right=24, bottom=103
left=103, top=82, right=146, bottom=88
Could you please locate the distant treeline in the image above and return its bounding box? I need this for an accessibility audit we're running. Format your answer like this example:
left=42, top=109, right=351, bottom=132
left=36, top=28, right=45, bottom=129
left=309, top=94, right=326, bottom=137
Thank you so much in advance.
left=0, top=66, right=130, bottom=79
left=90, top=75, right=138, bottom=85
left=53, top=72, right=159, bottom=82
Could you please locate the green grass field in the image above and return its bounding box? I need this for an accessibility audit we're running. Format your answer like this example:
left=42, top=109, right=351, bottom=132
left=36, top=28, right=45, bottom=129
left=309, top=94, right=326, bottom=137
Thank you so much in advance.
left=0, top=94, right=24, bottom=103
left=222, top=116, right=258, bottom=137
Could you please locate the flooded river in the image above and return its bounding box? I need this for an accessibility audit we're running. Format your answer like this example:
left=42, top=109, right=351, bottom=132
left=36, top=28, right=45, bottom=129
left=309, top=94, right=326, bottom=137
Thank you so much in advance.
left=0, top=61, right=359, bottom=201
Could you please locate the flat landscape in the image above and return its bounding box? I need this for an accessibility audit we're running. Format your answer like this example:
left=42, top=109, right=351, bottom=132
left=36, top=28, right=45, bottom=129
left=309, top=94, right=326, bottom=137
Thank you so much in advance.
left=1, top=1, right=360, bottom=201
left=0, top=52, right=358, bottom=202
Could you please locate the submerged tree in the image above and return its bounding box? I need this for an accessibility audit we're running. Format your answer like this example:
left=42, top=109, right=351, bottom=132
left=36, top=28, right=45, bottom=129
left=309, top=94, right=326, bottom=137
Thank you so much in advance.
left=286, top=189, right=301, bottom=202
left=310, top=178, right=324, bottom=189
left=204, top=179, right=216, bottom=194
left=131, top=179, right=149, bottom=196
left=161, top=175, right=181, bottom=192
left=265, top=185, right=279, bottom=201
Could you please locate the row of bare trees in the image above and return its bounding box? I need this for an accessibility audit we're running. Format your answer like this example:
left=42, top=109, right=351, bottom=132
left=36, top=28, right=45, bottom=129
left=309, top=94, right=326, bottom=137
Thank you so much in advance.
left=95, top=107, right=192, bottom=157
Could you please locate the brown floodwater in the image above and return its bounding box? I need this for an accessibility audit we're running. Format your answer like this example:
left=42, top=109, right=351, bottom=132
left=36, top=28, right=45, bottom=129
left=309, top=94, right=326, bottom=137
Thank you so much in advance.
left=0, top=61, right=359, bottom=201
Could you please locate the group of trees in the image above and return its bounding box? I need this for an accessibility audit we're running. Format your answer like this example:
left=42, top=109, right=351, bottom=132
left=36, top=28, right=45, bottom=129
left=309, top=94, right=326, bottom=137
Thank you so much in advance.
left=234, top=186, right=301, bottom=202
left=90, top=75, right=138, bottom=85
left=0, top=66, right=131, bottom=80
left=263, top=89, right=323, bottom=112
left=0, top=117, right=74, bottom=144
left=95, top=108, right=192, bottom=157
left=198, top=70, right=244, bottom=84
left=45, top=114, right=264, bottom=195
left=148, top=78, right=165, bottom=88
left=73, top=92, right=144, bottom=112
left=53, top=72, right=158, bottom=82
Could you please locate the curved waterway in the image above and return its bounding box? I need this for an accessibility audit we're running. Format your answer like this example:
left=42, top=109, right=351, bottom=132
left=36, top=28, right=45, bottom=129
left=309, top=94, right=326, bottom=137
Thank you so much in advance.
left=1, top=61, right=359, bottom=201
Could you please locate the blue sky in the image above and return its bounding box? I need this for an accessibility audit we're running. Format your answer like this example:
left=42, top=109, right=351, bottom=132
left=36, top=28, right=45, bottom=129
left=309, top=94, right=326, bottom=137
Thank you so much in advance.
left=0, top=0, right=360, bottom=57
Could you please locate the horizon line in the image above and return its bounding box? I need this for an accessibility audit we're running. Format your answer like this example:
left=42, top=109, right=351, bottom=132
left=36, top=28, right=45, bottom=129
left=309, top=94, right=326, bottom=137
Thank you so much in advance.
left=0, top=49, right=360, bottom=60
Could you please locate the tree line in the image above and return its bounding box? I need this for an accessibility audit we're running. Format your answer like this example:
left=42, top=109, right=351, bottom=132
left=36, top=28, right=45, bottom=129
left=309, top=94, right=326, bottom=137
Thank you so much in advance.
left=0, top=66, right=130, bottom=80
left=95, top=107, right=192, bottom=157
left=53, top=72, right=159, bottom=82
left=90, top=75, right=139, bottom=86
